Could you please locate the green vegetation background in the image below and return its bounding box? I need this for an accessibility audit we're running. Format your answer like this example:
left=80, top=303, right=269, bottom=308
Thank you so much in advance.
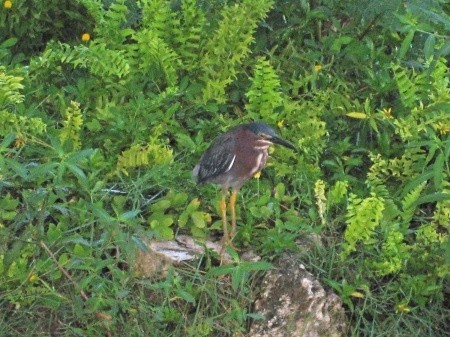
left=0, top=0, right=449, bottom=336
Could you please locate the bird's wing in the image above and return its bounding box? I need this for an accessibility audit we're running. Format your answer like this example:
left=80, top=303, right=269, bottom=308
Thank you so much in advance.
left=196, top=132, right=236, bottom=183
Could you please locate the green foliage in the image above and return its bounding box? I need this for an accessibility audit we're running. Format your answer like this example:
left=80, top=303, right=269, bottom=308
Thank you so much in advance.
left=59, top=101, right=83, bottom=150
left=1, top=0, right=449, bottom=336
left=0, top=0, right=93, bottom=58
left=245, top=56, right=282, bottom=123
left=200, top=0, right=274, bottom=104
left=341, top=193, right=385, bottom=257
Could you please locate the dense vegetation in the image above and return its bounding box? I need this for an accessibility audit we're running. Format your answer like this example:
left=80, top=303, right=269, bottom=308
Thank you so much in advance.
left=1, top=0, right=449, bottom=336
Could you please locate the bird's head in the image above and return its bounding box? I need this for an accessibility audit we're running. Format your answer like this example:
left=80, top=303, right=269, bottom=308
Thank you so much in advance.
left=244, top=122, right=297, bottom=151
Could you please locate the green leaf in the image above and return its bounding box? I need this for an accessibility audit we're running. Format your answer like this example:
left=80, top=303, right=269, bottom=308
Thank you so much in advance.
left=412, top=193, right=450, bottom=208
left=0, top=38, right=18, bottom=49
left=186, top=198, right=200, bottom=212
left=150, top=199, right=171, bottom=212
left=118, top=210, right=140, bottom=221
left=178, top=211, right=189, bottom=227
left=346, top=112, right=367, bottom=119
left=47, top=224, right=62, bottom=242
left=437, top=40, right=450, bottom=57
left=176, top=288, right=196, bottom=304
left=423, top=34, right=435, bottom=59
left=399, top=30, right=415, bottom=59
left=191, top=211, right=206, bottom=228
left=152, top=225, right=174, bottom=240
left=73, top=243, right=89, bottom=257
left=432, top=152, right=444, bottom=190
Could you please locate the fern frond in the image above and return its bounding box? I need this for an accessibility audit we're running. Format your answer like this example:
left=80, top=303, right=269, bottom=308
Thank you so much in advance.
left=0, top=66, right=24, bottom=106
left=401, top=181, right=426, bottom=225
left=139, top=0, right=180, bottom=45
left=341, top=193, right=385, bottom=257
left=132, top=30, right=179, bottom=86
left=200, top=0, right=274, bottom=104
left=36, top=42, right=130, bottom=82
left=245, top=57, right=282, bottom=123
left=116, top=138, right=173, bottom=176
left=59, top=101, right=83, bottom=150
left=175, top=0, right=207, bottom=71
left=0, top=110, right=47, bottom=140
left=77, top=0, right=129, bottom=43
left=328, top=180, right=348, bottom=206
left=369, top=229, right=408, bottom=276
left=314, top=179, right=327, bottom=226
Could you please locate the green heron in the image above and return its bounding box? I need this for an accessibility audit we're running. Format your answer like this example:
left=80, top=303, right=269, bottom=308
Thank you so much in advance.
left=193, top=122, right=296, bottom=245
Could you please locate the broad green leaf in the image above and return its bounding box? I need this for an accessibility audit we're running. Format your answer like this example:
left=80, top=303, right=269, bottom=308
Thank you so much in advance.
left=47, top=224, right=62, bottom=242
left=186, top=198, right=200, bottom=212
left=150, top=199, right=171, bottom=212
left=433, top=153, right=444, bottom=190
left=73, top=243, right=89, bottom=257
left=424, top=34, right=435, bottom=59
left=191, top=211, right=206, bottom=228
left=0, top=38, right=18, bottom=48
left=399, top=30, right=415, bottom=59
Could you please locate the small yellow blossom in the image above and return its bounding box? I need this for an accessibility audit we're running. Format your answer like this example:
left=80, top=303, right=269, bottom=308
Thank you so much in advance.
left=350, top=291, right=365, bottom=298
left=253, top=171, right=261, bottom=179
left=14, top=133, right=25, bottom=148
left=277, top=120, right=284, bottom=128
left=382, top=107, right=393, bottom=119
left=395, top=303, right=411, bottom=313
left=436, top=122, right=449, bottom=135
left=81, top=33, right=91, bottom=42
left=28, top=274, right=38, bottom=283
left=4, top=0, right=12, bottom=8
left=314, top=64, right=322, bottom=72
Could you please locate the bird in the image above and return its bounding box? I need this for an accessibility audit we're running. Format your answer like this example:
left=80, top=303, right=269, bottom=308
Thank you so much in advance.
left=193, top=121, right=296, bottom=246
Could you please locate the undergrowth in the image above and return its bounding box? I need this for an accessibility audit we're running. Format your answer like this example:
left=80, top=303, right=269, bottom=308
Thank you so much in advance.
left=1, top=0, right=449, bottom=336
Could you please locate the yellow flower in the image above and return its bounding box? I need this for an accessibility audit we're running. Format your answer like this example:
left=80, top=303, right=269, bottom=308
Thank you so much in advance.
left=314, top=64, right=322, bottom=72
left=81, top=33, right=91, bottom=42
left=28, top=274, right=38, bottom=283
left=395, top=303, right=411, bottom=314
left=277, top=120, right=284, bottom=128
left=436, top=122, right=449, bottom=135
left=382, top=107, right=393, bottom=119
left=4, top=0, right=12, bottom=8
left=253, top=171, right=261, bottom=179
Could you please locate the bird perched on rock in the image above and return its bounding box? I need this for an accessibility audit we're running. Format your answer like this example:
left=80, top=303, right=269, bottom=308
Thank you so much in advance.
left=193, top=122, right=296, bottom=245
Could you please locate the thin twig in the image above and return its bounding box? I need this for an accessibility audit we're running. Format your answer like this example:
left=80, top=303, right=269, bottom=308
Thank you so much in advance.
left=39, top=240, right=89, bottom=301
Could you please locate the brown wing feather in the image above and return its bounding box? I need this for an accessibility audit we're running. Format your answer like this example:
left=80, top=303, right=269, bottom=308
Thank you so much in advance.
left=195, top=132, right=236, bottom=184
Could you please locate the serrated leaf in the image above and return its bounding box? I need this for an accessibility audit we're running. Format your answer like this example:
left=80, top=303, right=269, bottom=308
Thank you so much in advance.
left=150, top=199, right=171, bottom=211
left=191, top=211, right=206, bottom=228
left=186, top=198, right=200, bottom=213
left=178, top=211, right=189, bottom=227
left=153, top=226, right=174, bottom=240
left=346, top=112, right=368, bottom=119
left=73, top=243, right=88, bottom=257
left=47, top=223, right=62, bottom=242
left=171, top=192, right=188, bottom=208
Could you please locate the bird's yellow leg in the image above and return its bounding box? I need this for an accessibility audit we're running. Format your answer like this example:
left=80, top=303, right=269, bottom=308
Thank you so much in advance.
left=220, top=192, right=229, bottom=244
left=230, top=189, right=238, bottom=239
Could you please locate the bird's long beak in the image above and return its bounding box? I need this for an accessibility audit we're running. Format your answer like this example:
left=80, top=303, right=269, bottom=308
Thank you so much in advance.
left=271, top=135, right=297, bottom=151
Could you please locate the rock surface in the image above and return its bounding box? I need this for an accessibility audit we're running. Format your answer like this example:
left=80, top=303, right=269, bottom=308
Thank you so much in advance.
left=248, top=254, right=347, bottom=337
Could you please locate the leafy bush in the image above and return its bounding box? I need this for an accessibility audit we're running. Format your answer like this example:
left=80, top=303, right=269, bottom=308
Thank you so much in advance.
left=0, top=0, right=449, bottom=336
